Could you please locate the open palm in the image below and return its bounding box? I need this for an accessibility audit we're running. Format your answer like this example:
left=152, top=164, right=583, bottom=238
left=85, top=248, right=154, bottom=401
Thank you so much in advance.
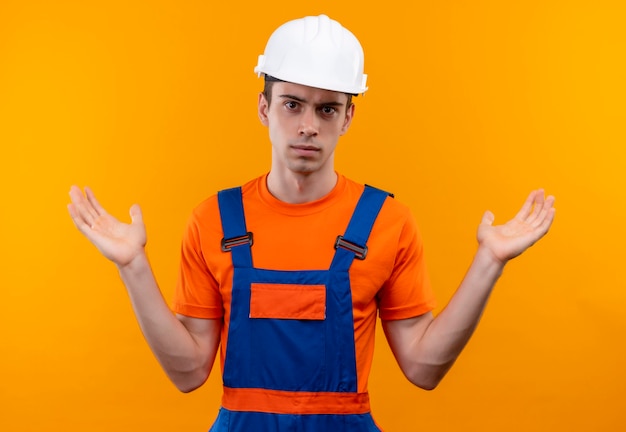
left=477, top=189, right=556, bottom=264
left=68, top=186, right=147, bottom=267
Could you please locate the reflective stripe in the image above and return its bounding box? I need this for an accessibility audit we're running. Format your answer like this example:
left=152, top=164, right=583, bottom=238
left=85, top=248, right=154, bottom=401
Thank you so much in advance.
left=222, top=387, right=371, bottom=415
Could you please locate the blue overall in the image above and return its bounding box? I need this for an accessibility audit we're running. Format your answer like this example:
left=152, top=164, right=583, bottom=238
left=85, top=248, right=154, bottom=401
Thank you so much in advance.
left=209, top=185, right=390, bottom=432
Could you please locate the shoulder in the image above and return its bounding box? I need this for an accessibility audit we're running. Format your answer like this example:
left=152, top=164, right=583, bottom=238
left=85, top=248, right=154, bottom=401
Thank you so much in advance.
left=189, top=175, right=265, bottom=220
left=338, top=175, right=414, bottom=222
left=189, top=194, right=219, bottom=227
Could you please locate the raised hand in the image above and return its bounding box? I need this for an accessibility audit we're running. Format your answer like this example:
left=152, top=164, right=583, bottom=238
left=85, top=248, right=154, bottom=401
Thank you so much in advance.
left=477, top=189, right=556, bottom=264
left=67, top=186, right=147, bottom=267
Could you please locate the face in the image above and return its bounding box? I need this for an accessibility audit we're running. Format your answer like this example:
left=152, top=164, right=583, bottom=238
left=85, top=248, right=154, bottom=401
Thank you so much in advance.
left=258, top=81, right=355, bottom=178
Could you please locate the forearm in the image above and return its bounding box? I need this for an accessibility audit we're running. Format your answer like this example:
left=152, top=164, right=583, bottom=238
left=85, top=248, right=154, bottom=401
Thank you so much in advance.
left=424, top=246, right=503, bottom=355
left=386, top=190, right=554, bottom=390
left=117, top=252, right=213, bottom=390
left=399, top=246, right=505, bottom=389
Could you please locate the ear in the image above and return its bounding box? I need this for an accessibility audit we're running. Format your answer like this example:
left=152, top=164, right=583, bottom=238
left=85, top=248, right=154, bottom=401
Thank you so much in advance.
left=258, top=92, right=269, bottom=127
left=340, top=102, right=355, bottom=135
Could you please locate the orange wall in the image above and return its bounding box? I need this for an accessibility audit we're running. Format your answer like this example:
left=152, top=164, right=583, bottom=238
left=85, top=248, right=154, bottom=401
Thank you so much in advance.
left=1, top=1, right=624, bottom=430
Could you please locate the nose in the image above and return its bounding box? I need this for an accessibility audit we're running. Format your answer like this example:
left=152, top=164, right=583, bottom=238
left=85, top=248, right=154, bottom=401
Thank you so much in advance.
left=298, top=108, right=319, bottom=137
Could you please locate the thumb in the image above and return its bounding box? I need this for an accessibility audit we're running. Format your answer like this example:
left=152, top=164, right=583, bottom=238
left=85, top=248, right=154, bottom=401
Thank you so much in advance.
left=129, top=204, right=143, bottom=225
left=481, top=210, right=495, bottom=226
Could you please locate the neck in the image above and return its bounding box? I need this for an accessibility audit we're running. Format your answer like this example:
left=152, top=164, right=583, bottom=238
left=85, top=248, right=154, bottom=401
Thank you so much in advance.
left=267, top=170, right=338, bottom=204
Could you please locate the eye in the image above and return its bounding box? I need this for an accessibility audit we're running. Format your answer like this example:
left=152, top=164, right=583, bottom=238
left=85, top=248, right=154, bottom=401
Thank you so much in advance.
left=284, top=100, right=299, bottom=110
left=320, top=106, right=337, bottom=115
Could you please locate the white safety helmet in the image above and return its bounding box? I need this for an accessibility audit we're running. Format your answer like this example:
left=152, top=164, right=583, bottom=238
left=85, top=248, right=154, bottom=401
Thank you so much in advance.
left=254, top=15, right=368, bottom=95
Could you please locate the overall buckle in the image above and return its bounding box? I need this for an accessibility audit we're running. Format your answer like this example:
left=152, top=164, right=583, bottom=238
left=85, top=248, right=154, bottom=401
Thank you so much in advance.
left=334, top=235, right=368, bottom=260
left=221, top=232, right=254, bottom=252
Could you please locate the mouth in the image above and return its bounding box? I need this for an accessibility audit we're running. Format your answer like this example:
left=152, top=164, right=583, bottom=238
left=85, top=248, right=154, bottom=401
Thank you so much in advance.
left=290, top=144, right=320, bottom=156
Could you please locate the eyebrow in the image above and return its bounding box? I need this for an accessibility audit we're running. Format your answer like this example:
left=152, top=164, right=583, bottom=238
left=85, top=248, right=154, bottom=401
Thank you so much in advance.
left=278, top=94, right=345, bottom=107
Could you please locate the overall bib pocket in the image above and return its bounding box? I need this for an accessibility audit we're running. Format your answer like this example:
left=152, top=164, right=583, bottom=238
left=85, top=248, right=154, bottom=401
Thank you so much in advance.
left=250, top=283, right=326, bottom=319
left=248, top=282, right=327, bottom=391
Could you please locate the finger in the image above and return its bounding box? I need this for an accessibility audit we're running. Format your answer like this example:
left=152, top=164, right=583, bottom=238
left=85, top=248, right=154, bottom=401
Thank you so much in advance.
left=531, top=195, right=556, bottom=229
left=129, top=204, right=143, bottom=225
left=524, top=189, right=546, bottom=225
left=85, top=186, right=108, bottom=217
left=480, top=210, right=495, bottom=227
left=68, top=202, right=89, bottom=233
left=541, top=206, right=556, bottom=233
left=514, top=190, right=538, bottom=221
left=67, top=202, right=101, bottom=243
left=67, top=203, right=85, bottom=229
left=68, top=185, right=98, bottom=226
left=526, top=208, right=556, bottom=245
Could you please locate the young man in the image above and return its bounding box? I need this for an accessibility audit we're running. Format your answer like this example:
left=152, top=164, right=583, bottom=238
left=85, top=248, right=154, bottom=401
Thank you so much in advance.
left=68, top=14, right=555, bottom=431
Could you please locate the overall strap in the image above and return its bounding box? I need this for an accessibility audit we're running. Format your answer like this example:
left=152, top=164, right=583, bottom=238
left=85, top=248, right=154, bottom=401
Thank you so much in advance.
left=217, top=187, right=253, bottom=268
left=330, top=185, right=392, bottom=271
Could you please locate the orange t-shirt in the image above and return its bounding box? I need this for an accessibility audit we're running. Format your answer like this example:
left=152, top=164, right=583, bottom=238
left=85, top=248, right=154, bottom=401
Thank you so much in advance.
left=173, top=173, right=436, bottom=393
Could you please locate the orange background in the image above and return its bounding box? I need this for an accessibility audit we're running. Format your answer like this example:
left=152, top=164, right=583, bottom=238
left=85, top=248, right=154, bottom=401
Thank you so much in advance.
left=1, top=1, right=625, bottom=430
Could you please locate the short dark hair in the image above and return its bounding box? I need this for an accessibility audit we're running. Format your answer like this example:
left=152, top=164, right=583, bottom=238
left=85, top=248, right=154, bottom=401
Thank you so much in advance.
left=262, top=75, right=354, bottom=108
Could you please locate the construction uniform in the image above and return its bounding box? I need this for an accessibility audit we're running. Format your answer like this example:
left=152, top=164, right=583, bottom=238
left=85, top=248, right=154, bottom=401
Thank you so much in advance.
left=174, top=174, right=436, bottom=431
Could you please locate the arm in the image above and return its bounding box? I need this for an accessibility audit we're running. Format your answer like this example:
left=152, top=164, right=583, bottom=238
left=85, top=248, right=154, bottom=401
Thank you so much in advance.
left=68, top=186, right=221, bottom=392
left=382, top=189, right=556, bottom=390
